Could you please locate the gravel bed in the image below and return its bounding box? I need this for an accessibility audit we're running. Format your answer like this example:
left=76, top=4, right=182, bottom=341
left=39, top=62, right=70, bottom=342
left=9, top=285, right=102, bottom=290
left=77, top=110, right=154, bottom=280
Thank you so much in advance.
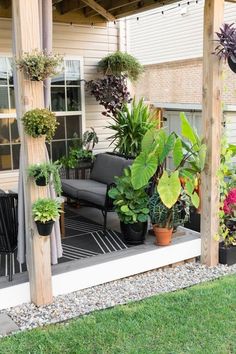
left=2, top=262, right=236, bottom=333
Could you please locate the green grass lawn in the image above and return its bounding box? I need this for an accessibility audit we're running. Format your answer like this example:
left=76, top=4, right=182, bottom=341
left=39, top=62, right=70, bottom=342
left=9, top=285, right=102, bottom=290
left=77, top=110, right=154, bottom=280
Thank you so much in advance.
left=1, top=275, right=236, bottom=354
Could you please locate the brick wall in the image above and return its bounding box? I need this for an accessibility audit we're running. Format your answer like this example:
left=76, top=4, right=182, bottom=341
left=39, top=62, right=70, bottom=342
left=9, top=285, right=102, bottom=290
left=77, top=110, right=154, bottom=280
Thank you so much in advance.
left=134, top=58, right=236, bottom=106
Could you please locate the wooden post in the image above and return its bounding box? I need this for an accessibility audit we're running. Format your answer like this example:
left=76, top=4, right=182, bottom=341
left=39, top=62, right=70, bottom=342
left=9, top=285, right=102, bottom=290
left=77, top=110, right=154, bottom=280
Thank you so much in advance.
left=12, top=0, right=53, bottom=305
left=201, top=0, right=224, bottom=266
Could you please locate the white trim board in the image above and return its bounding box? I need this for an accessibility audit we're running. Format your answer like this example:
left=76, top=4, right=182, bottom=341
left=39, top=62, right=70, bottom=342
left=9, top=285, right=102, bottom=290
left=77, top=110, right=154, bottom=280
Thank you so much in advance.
left=0, top=236, right=201, bottom=310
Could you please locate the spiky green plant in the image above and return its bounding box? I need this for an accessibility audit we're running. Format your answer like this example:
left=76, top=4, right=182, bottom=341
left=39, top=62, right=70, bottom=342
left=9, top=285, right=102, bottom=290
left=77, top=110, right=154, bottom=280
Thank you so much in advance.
left=107, top=98, right=155, bottom=158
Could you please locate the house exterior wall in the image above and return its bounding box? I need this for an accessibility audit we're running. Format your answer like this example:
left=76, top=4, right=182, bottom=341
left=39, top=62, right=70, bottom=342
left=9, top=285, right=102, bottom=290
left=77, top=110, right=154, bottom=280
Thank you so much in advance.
left=129, top=1, right=236, bottom=145
left=134, top=58, right=236, bottom=106
left=0, top=18, right=121, bottom=188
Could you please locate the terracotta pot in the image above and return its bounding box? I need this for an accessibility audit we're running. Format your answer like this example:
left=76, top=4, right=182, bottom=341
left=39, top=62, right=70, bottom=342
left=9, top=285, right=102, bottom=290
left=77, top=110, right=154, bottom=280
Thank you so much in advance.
left=153, top=225, right=173, bottom=246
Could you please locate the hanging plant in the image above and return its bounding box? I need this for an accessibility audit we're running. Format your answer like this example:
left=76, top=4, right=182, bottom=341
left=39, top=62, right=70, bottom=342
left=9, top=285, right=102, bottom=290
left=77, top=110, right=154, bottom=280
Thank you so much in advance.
left=86, top=75, right=132, bottom=117
left=214, top=23, right=236, bottom=73
left=28, top=161, right=62, bottom=196
left=22, top=108, right=59, bottom=141
left=16, top=50, right=63, bottom=81
left=97, top=51, right=143, bottom=81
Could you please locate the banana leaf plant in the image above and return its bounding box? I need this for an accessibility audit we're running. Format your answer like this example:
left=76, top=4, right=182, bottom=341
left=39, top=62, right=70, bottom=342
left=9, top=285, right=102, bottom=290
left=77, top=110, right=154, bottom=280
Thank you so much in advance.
left=131, top=112, right=206, bottom=209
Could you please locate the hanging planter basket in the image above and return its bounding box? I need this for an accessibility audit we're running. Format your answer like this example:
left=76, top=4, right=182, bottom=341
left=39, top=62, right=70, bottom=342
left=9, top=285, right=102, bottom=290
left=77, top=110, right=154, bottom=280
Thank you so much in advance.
left=228, top=56, right=236, bottom=73
left=35, top=220, right=55, bottom=236
left=35, top=175, right=49, bottom=187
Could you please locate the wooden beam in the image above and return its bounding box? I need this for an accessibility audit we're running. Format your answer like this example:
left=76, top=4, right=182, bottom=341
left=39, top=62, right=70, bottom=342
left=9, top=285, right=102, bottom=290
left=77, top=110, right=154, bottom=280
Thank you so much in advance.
left=82, top=0, right=116, bottom=21
left=12, top=0, right=53, bottom=305
left=57, top=0, right=82, bottom=14
left=201, top=0, right=224, bottom=266
left=111, top=0, right=178, bottom=18
left=0, top=0, right=10, bottom=9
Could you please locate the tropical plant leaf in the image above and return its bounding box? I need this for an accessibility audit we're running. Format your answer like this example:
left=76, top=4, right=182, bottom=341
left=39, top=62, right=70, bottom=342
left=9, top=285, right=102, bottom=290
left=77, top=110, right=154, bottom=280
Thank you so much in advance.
left=180, top=112, right=199, bottom=146
left=173, top=138, right=184, bottom=167
left=159, top=133, right=176, bottom=164
left=191, top=192, right=200, bottom=208
left=141, top=127, right=159, bottom=153
left=198, top=144, right=207, bottom=171
left=157, top=171, right=181, bottom=208
left=131, top=151, right=157, bottom=190
left=185, top=180, right=195, bottom=196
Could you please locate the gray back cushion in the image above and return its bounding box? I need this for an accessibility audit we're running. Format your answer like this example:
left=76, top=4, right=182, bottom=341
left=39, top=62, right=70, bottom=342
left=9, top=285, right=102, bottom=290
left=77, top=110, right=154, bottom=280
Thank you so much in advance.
left=90, top=153, right=132, bottom=185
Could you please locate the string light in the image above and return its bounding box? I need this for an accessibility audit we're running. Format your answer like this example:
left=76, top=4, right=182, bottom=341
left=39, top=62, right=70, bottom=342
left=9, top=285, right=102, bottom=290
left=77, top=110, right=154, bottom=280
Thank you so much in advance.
left=88, top=0, right=201, bottom=27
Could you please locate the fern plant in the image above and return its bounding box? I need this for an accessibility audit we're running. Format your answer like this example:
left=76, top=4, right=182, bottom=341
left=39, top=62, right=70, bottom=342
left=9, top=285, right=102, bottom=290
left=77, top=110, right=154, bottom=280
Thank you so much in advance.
left=107, top=98, right=155, bottom=158
left=97, top=51, right=143, bottom=82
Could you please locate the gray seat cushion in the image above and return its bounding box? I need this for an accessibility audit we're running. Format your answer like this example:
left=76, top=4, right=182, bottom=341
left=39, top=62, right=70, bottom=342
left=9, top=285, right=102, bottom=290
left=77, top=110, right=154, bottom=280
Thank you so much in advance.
left=90, top=153, right=133, bottom=185
left=62, top=179, right=107, bottom=206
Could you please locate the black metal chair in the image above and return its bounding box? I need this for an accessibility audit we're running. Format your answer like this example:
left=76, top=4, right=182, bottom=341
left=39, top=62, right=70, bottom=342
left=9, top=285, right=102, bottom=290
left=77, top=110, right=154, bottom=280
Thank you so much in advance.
left=61, top=153, right=133, bottom=231
left=0, top=193, right=18, bottom=281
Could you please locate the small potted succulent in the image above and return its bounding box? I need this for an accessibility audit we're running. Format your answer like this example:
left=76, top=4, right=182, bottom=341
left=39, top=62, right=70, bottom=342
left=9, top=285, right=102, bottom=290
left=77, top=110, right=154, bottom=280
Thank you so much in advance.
left=16, top=50, right=63, bottom=81
left=149, top=191, right=191, bottom=246
left=214, top=23, right=236, bottom=73
left=218, top=188, right=236, bottom=265
left=28, top=161, right=62, bottom=196
left=22, top=108, right=59, bottom=141
left=108, top=167, right=149, bottom=245
left=32, top=198, right=62, bottom=236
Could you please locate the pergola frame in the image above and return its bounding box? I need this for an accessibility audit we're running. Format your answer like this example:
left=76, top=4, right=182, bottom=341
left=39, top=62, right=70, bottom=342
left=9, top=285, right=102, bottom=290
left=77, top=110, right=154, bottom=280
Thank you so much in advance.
left=7, top=0, right=230, bottom=305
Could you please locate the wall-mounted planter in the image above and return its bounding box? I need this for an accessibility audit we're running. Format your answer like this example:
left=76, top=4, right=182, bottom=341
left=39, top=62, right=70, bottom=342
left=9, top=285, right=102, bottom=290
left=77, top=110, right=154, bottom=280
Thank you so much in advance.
left=36, top=220, right=54, bottom=236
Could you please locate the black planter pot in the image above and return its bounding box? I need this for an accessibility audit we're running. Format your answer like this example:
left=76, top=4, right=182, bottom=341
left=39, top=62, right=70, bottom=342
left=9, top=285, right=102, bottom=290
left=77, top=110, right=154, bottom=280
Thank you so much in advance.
left=184, top=209, right=200, bottom=232
left=228, top=56, right=236, bottom=74
left=35, top=176, right=48, bottom=186
left=219, top=242, right=236, bottom=266
left=120, top=221, right=147, bottom=245
left=36, top=220, right=54, bottom=236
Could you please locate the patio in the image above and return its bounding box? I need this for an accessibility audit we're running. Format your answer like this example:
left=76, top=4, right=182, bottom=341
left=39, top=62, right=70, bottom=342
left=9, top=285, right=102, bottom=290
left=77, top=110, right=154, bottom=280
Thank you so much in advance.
left=0, top=203, right=200, bottom=309
left=0, top=0, right=230, bottom=310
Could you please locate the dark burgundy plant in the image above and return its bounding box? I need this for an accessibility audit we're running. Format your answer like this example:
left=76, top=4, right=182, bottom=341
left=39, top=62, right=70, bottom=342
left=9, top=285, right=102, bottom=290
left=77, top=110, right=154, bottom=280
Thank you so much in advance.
left=215, top=23, right=236, bottom=60
left=85, top=75, right=132, bottom=117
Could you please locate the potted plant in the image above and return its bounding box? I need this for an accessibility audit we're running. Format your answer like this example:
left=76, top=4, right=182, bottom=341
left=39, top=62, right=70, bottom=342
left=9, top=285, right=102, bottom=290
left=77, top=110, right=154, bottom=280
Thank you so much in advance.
left=32, top=198, right=62, bottom=236
left=218, top=188, right=236, bottom=265
left=60, top=129, right=98, bottom=178
left=22, top=108, right=59, bottom=141
left=16, top=50, right=63, bottom=81
left=149, top=191, right=191, bottom=246
left=28, top=161, right=62, bottom=196
left=107, top=98, right=155, bottom=159
left=108, top=167, right=149, bottom=245
left=130, top=113, right=206, bottom=245
left=214, top=23, right=236, bottom=73
left=97, top=51, right=143, bottom=81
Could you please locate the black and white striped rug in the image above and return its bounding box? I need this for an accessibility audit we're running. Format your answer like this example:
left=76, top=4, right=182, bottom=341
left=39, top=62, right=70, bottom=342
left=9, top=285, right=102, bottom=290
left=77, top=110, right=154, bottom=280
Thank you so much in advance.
left=60, top=209, right=128, bottom=263
left=1, top=207, right=128, bottom=277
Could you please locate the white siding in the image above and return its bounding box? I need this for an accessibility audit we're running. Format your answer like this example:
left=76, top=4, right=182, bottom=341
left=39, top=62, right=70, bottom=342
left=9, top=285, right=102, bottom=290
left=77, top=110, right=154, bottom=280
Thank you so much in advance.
left=129, top=1, right=236, bottom=65
left=0, top=18, right=121, bottom=188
